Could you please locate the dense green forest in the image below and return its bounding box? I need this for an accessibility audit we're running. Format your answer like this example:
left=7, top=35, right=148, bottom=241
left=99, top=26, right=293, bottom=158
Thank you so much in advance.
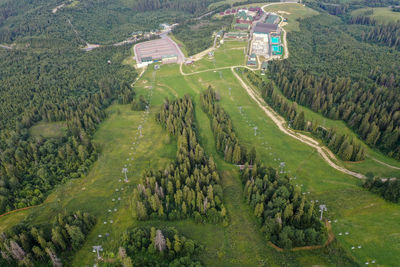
left=269, top=14, right=400, bottom=160
left=117, top=226, right=203, bottom=266
left=0, top=45, right=137, bottom=214
left=242, top=70, right=367, bottom=162
left=132, top=96, right=227, bottom=223
left=173, top=15, right=232, bottom=56
left=200, top=88, right=327, bottom=249
left=0, top=0, right=226, bottom=44
left=0, top=211, right=96, bottom=266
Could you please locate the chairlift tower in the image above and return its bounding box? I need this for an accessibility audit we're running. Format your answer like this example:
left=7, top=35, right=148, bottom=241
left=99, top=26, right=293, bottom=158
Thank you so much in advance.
left=138, top=124, right=143, bottom=137
left=122, top=167, right=128, bottom=182
left=92, top=245, right=103, bottom=260
left=319, top=204, right=327, bottom=221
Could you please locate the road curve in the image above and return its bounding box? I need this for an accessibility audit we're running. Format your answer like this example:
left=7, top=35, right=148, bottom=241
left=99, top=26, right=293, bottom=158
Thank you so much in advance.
left=231, top=67, right=366, bottom=180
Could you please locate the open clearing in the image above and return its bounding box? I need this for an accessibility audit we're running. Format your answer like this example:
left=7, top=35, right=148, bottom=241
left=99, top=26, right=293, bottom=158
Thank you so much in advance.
left=352, top=7, right=400, bottom=23
left=30, top=121, right=67, bottom=138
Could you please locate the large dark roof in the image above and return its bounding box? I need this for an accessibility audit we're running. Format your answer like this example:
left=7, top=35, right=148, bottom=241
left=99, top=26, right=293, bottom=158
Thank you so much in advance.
left=253, top=22, right=278, bottom=34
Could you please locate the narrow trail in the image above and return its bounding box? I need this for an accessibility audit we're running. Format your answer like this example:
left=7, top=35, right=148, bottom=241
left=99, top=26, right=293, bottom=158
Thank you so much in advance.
left=231, top=67, right=366, bottom=180
left=370, top=157, right=400, bottom=170
left=0, top=44, right=12, bottom=50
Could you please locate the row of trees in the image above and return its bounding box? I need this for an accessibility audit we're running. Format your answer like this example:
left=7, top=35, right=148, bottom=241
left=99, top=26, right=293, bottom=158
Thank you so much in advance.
left=132, top=96, right=227, bottom=223
left=0, top=46, right=138, bottom=214
left=0, top=211, right=96, bottom=266
left=200, top=87, right=257, bottom=165
left=268, top=62, right=400, bottom=160
left=200, top=88, right=327, bottom=249
left=350, top=15, right=400, bottom=50
left=242, top=70, right=366, bottom=162
left=363, top=176, right=400, bottom=203
left=118, top=226, right=202, bottom=266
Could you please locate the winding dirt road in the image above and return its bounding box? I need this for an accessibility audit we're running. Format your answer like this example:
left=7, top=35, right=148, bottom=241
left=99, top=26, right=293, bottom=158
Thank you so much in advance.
left=231, top=67, right=366, bottom=179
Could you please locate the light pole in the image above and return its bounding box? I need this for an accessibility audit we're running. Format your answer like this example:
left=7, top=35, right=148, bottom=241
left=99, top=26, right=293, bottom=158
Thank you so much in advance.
left=319, top=204, right=327, bottom=220
left=253, top=126, right=258, bottom=136
left=279, top=162, right=285, bottom=174
left=92, top=245, right=103, bottom=260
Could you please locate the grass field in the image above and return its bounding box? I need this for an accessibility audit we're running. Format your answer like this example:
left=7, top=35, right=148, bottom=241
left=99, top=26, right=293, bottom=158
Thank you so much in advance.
left=30, top=121, right=67, bottom=138
left=263, top=3, right=319, bottom=32
left=245, top=73, right=400, bottom=178
left=182, top=40, right=247, bottom=73
left=352, top=7, right=400, bottom=23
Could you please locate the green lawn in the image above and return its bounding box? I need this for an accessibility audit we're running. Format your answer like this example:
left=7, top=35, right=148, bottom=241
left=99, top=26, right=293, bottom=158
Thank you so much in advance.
left=352, top=7, right=400, bottom=23
left=263, top=3, right=319, bottom=32
left=30, top=121, right=67, bottom=138
left=182, top=40, right=247, bottom=73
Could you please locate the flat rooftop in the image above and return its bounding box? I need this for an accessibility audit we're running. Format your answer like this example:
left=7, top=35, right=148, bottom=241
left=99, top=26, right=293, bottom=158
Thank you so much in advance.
left=253, top=22, right=278, bottom=34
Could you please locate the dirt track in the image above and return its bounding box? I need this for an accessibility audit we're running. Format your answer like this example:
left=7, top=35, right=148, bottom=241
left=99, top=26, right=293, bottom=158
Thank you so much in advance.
left=231, top=67, right=366, bottom=180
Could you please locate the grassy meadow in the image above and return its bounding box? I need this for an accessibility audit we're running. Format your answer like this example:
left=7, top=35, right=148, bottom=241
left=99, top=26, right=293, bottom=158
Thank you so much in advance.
left=263, top=3, right=320, bottom=32
left=30, top=121, right=67, bottom=138
left=241, top=72, right=400, bottom=178
left=352, top=7, right=400, bottom=23
left=182, top=40, right=247, bottom=73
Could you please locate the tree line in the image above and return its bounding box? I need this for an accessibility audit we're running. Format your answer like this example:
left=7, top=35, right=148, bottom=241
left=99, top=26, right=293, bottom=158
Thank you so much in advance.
left=0, top=46, right=137, bottom=214
left=363, top=176, right=399, bottom=203
left=268, top=62, right=399, bottom=160
left=118, top=226, right=202, bottom=266
left=350, top=15, right=400, bottom=50
left=200, top=87, right=257, bottom=165
left=200, top=88, right=327, bottom=249
left=132, top=96, right=227, bottom=224
left=242, top=70, right=366, bottom=162
left=0, top=211, right=96, bottom=266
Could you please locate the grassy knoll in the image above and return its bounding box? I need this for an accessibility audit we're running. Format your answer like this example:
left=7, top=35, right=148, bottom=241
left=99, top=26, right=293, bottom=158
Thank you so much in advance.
left=241, top=72, right=400, bottom=178
left=263, top=3, right=320, bottom=32
left=352, top=7, right=400, bottom=23
left=182, top=40, right=247, bottom=73
left=29, top=121, right=67, bottom=138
